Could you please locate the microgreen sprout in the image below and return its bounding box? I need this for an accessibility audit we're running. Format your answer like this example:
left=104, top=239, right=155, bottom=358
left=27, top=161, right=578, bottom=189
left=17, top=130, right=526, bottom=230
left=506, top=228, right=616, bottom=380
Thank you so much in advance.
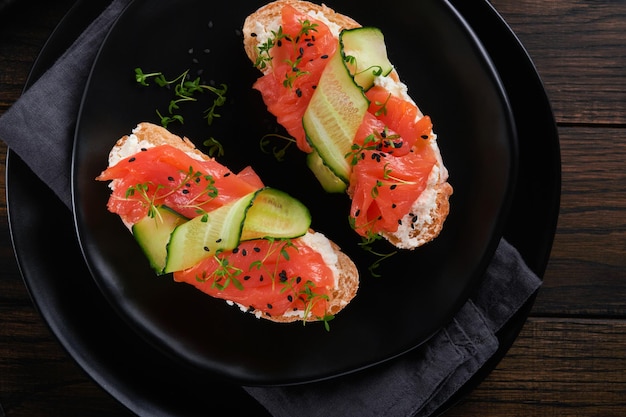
left=196, top=249, right=244, bottom=291
left=348, top=216, right=397, bottom=278
left=124, top=166, right=218, bottom=218
left=280, top=276, right=334, bottom=330
left=248, top=237, right=297, bottom=289
left=133, top=67, right=228, bottom=129
left=345, top=128, right=401, bottom=167
left=344, top=54, right=384, bottom=81
left=373, top=93, right=392, bottom=117
left=254, top=20, right=319, bottom=90
left=203, top=137, right=224, bottom=157
left=259, top=133, right=296, bottom=161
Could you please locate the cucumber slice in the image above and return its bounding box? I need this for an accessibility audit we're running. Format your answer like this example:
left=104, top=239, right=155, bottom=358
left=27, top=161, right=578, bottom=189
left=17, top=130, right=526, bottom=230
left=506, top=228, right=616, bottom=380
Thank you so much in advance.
left=303, top=48, right=369, bottom=184
left=240, top=188, right=311, bottom=240
left=340, top=27, right=393, bottom=90
left=132, top=206, right=188, bottom=275
left=306, top=150, right=347, bottom=193
left=164, top=192, right=257, bottom=273
left=163, top=188, right=312, bottom=273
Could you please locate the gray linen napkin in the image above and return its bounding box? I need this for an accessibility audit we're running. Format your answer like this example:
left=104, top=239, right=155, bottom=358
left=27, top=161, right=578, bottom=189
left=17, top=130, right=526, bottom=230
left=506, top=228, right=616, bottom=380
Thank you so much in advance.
left=0, top=1, right=542, bottom=416
left=0, top=0, right=132, bottom=208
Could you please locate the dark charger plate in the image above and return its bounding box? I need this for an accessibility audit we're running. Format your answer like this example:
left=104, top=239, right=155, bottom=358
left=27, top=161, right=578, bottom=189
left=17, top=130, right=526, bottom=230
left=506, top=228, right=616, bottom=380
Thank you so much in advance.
left=72, top=0, right=516, bottom=385
left=6, top=0, right=560, bottom=414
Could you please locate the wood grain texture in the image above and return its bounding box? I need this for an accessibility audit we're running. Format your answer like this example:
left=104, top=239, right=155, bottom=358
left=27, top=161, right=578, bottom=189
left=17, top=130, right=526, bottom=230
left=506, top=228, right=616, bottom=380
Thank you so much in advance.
left=490, top=0, right=626, bottom=125
left=534, top=125, right=626, bottom=317
left=444, top=318, right=626, bottom=416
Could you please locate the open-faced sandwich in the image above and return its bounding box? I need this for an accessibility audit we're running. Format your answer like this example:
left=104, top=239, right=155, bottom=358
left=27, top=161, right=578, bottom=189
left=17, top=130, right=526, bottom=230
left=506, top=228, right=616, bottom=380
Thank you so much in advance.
left=243, top=0, right=453, bottom=249
left=96, top=122, right=358, bottom=325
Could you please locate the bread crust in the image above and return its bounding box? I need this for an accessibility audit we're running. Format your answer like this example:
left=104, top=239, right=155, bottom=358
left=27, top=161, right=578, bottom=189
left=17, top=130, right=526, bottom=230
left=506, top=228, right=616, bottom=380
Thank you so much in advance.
left=256, top=239, right=359, bottom=323
left=244, top=0, right=452, bottom=250
left=105, top=122, right=358, bottom=323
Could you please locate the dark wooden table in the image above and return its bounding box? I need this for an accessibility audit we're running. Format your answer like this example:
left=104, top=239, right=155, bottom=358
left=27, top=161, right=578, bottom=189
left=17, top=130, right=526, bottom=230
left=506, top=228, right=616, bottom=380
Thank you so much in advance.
left=1, top=0, right=625, bottom=415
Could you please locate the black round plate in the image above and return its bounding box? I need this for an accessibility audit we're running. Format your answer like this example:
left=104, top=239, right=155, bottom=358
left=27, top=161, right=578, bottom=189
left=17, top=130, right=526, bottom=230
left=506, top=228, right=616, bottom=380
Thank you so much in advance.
left=72, top=0, right=516, bottom=385
left=7, top=0, right=560, bottom=414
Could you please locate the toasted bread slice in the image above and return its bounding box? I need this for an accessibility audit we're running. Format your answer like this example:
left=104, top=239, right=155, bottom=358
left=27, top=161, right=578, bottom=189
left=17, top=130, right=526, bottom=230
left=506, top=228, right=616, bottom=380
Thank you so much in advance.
left=102, top=122, right=359, bottom=323
left=243, top=0, right=452, bottom=250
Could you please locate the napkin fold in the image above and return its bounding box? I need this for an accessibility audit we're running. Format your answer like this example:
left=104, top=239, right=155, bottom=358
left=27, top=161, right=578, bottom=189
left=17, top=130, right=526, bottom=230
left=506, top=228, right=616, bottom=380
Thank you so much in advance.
left=0, top=1, right=542, bottom=416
